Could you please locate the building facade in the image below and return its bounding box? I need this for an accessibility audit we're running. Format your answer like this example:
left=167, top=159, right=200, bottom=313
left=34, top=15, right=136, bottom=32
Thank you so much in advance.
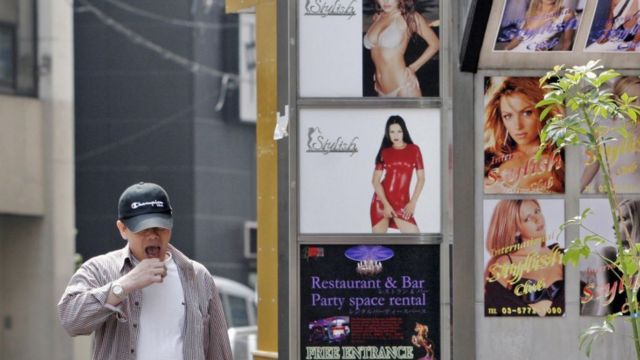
left=0, top=0, right=75, bottom=359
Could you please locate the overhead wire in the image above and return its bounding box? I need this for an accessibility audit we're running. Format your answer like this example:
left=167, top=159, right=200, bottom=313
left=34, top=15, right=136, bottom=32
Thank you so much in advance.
left=104, top=0, right=236, bottom=30
left=74, top=0, right=243, bottom=84
left=74, top=0, right=252, bottom=161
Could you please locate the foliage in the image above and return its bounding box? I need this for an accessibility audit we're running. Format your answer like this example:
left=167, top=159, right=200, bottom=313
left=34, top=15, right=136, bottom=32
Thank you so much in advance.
left=536, top=60, right=640, bottom=358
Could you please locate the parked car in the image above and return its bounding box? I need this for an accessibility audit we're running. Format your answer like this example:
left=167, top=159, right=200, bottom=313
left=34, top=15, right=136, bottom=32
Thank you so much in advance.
left=213, top=276, right=257, bottom=360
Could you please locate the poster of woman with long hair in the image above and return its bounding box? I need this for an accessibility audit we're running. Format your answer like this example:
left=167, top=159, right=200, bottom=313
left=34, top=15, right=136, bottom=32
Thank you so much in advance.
left=483, top=76, right=565, bottom=194
left=483, top=199, right=565, bottom=317
left=299, top=108, right=441, bottom=234
left=579, top=198, right=640, bottom=316
left=362, top=0, right=440, bottom=97
left=298, top=0, right=440, bottom=97
left=581, top=76, right=640, bottom=194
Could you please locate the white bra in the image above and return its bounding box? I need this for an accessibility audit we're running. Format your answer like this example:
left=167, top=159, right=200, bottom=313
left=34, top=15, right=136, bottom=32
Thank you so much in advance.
left=364, top=15, right=405, bottom=49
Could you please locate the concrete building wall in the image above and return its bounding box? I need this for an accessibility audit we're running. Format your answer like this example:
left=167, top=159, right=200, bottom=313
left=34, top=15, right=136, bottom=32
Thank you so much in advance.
left=0, top=0, right=75, bottom=358
left=0, top=97, right=44, bottom=215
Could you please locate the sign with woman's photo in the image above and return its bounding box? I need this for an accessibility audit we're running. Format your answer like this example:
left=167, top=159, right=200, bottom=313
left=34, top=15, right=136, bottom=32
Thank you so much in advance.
left=299, top=108, right=441, bottom=234
left=300, top=244, right=440, bottom=360
left=483, top=199, right=565, bottom=317
left=483, top=76, right=565, bottom=194
left=579, top=198, right=640, bottom=316
left=585, top=0, right=640, bottom=52
left=299, top=0, right=440, bottom=97
left=581, top=76, right=640, bottom=194
left=494, top=0, right=583, bottom=52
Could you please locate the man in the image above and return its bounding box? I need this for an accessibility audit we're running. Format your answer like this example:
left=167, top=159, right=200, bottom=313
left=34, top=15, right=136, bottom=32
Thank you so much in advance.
left=58, top=182, right=232, bottom=360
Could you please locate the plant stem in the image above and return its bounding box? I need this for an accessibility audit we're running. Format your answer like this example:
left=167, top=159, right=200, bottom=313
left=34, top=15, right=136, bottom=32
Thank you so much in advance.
left=584, top=108, right=640, bottom=358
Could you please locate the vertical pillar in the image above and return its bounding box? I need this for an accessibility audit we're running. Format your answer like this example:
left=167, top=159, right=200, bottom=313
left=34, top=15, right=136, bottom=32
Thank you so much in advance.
left=226, top=0, right=278, bottom=358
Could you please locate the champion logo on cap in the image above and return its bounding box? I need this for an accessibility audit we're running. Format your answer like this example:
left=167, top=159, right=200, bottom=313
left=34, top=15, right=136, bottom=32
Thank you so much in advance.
left=131, top=200, right=165, bottom=209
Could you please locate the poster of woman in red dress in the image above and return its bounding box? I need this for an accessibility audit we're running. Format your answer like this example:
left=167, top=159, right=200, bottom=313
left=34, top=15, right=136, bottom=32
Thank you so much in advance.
left=299, top=108, right=441, bottom=234
left=370, top=115, right=425, bottom=233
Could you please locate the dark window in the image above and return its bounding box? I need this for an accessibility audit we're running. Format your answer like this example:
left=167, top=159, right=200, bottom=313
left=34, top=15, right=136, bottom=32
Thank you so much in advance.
left=228, top=295, right=250, bottom=327
left=0, top=0, right=36, bottom=95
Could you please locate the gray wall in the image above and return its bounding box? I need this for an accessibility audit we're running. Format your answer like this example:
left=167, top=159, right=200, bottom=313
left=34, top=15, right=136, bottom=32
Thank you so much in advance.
left=192, top=6, right=257, bottom=283
left=74, top=1, right=256, bottom=284
left=0, top=0, right=76, bottom=358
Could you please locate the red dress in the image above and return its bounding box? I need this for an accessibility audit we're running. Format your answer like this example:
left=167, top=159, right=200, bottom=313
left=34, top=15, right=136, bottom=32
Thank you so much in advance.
left=370, top=144, right=424, bottom=228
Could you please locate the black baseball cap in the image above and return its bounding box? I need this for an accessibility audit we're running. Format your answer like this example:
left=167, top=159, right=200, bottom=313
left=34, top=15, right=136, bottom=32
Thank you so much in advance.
left=118, top=182, right=173, bottom=232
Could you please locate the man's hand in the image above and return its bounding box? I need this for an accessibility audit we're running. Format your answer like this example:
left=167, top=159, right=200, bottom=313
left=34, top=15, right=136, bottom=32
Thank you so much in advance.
left=120, top=258, right=167, bottom=293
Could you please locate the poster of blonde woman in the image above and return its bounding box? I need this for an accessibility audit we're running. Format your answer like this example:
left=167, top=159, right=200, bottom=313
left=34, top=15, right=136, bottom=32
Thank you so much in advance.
left=483, top=199, right=565, bottom=317
left=579, top=198, right=640, bottom=315
left=581, top=76, right=640, bottom=194
left=483, top=77, right=565, bottom=194
left=494, top=0, right=582, bottom=51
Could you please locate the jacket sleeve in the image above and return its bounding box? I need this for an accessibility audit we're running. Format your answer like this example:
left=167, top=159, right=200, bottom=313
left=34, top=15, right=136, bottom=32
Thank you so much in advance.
left=207, top=278, right=233, bottom=360
left=57, top=260, right=125, bottom=336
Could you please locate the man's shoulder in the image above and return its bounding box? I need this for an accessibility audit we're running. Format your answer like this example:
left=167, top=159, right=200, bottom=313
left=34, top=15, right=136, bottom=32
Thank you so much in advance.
left=169, top=246, right=214, bottom=279
left=82, top=247, right=127, bottom=267
left=190, top=259, right=214, bottom=280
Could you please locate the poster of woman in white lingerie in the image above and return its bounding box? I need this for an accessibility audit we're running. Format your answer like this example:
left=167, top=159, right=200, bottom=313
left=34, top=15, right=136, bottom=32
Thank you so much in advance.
left=483, top=199, right=565, bottom=317
left=362, top=0, right=440, bottom=97
left=579, top=198, right=640, bottom=316
left=494, top=0, right=582, bottom=51
left=585, top=0, right=640, bottom=52
left=299, top=108, right=441, bottom=234
left=298, top=0, right=440, bottom=97
left=483, top=76, right=565, bottom=194
left=581, top=76, right=640, bottom=194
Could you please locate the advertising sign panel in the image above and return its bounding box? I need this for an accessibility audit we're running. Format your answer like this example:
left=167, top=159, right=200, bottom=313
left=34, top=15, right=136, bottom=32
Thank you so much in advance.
left=483, top=199, right=565, bottom=317
left=494, top=0, right=582, bottom=52
left=580, top=76, right=640, bottom=194
left=299, top=0, right=440, bottom=97
left=299, top=108, right=441, bottom=234
left=585, top=0, right=640, bottom=52
left=579, top=198, right=640, bottom=316
left=483, top=76, right=565, bottom=194
left=300, top=244, right=440, bottom=359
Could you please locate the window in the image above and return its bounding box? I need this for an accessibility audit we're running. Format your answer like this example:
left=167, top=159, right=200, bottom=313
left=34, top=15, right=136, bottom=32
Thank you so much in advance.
left=228, top=295, right=250, bottom=327
left=0, top=0, right=36, bottom=95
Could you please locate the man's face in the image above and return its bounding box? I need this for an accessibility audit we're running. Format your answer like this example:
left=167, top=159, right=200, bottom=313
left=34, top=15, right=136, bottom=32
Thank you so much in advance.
left=116, top=220, right=172, bottom=261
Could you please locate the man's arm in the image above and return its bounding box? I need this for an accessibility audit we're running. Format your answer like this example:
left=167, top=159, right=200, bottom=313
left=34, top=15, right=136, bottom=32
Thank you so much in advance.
left=57, top=260, right=125, bottom=336
left=207, top=277, right=233, bottom=360
left=57, top=257, right=167, bottom=336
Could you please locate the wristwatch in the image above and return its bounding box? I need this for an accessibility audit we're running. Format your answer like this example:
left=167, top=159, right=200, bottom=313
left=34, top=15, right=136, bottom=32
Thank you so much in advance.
left=111, top=283, right=127, bottom=301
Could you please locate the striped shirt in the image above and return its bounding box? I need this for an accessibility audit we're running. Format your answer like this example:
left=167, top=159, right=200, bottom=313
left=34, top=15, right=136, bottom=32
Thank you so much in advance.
left=57, top=245, right=232, bottom=360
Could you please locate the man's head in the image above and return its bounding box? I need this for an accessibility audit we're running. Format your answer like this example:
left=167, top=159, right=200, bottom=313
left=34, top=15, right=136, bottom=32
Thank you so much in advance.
left=116, top=182, right=173, bottom=261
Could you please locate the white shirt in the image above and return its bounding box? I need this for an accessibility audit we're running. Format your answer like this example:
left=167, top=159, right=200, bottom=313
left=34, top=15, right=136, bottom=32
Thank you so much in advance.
left=137, top=253, right=185, bottom=360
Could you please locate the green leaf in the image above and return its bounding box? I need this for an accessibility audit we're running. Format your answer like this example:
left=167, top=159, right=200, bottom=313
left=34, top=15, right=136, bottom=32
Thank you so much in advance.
left=539, top=105, right=554, bottom=122
left=537, top=98, right=561, bottom=108
left=594, top=70, right=620, bottom=87
left=578, top=317, right=615, bottom=357
left=617, top=126, right=629, bottom=139
left=583, top=234, right=606, bottom=246
left=619, top=253, right=639, bottom=277
left=564, top=238, right=590, bottom=266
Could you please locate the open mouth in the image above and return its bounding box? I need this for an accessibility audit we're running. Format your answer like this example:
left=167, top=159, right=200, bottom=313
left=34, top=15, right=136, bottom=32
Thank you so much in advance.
left=145, top=246, right=161, bottom=258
